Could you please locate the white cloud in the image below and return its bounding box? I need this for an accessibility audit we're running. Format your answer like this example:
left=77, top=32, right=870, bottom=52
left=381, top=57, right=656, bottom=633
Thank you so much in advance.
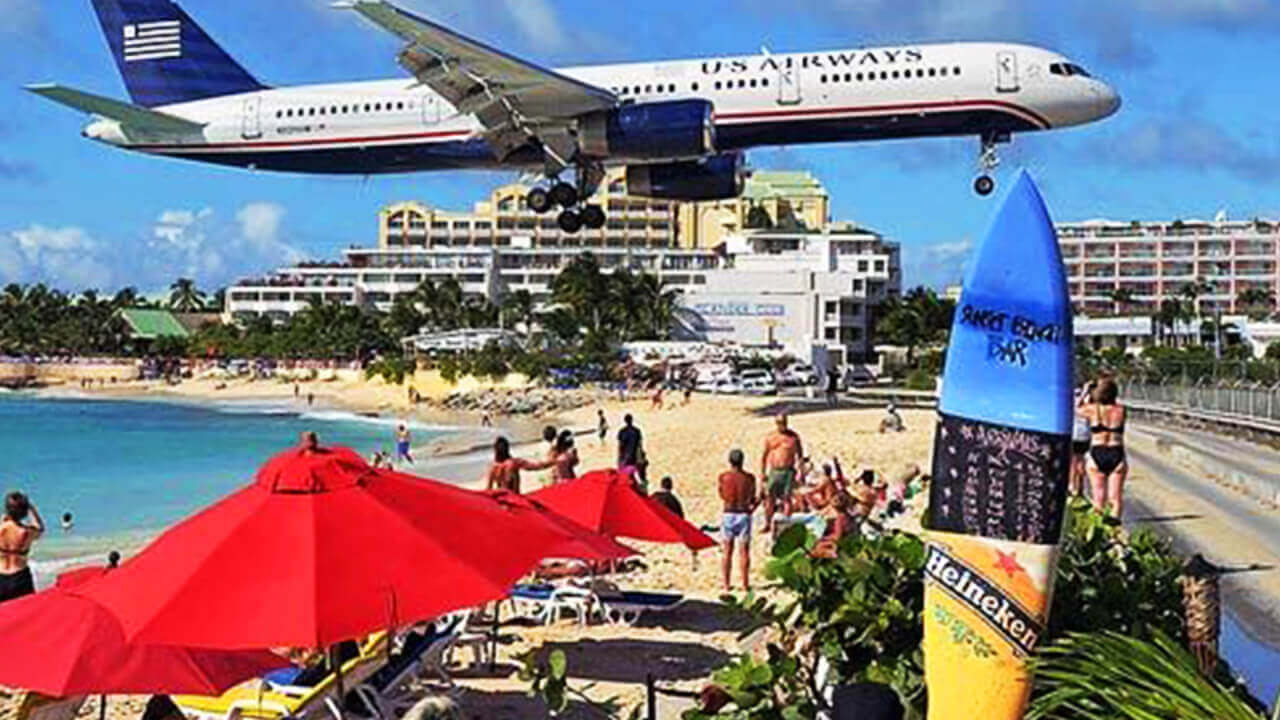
left=903, top=238, right=974, bottom=290
left=0, top=203, right=306, bottom=293
left=500, top=0, right=565, bottom=51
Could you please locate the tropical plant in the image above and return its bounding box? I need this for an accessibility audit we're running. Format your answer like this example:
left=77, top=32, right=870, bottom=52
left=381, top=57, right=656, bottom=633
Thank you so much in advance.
left=874, top=287, right=955, bottom=366
left=1179, top=278, right=1214, bottom=320
left=1028, top=630, right=1268, bottom=720
left=1237, top=287, right=1275, bottom=320
left=1107, top=287, right=1136, bottom=316
left=500, top=289, right=536, bottom=331
left=518, top=648, right=629, bottom=718
left=168, top=278, right=206, bottom=312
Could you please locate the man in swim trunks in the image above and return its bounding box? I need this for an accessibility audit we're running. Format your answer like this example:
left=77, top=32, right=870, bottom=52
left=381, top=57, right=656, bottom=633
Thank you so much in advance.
left=718, top=449, right=758, bottom=592
left=760, top=412, right=804, bottom=533
left=395, top=424, right=414, bottom=465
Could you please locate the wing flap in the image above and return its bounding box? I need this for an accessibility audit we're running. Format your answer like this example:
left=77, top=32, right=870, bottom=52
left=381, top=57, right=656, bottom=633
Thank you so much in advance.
left=25, top=84, right=205, bottom=134
left=342, top=0, right=616, bottom=159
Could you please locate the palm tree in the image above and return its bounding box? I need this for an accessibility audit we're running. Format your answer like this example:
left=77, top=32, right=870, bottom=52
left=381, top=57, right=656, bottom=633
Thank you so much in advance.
left=1108, top=287, right=1136, bottom=316
left=1178, top=278, right=1213, bottom=319
left=550, top=253, right=609, bottom=334
left=1236, top=287, right=1275, bottom=320
left=112, top=286, right=141, bottom=309
left=499, top=289, right=536, bottom=332
left=168, top=278, right=205, bottom=312
left=631, top=272, right=680, bottom=340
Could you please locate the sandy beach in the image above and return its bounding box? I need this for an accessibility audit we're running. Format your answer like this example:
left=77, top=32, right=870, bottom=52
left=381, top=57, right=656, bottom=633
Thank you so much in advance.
left=41, top=378, right=935, bottom=719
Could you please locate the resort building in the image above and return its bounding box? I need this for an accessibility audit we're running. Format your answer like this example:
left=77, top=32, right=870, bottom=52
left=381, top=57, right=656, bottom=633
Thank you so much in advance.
left=1058, top=215, right=1280, bottom=317
left=226, top=170, right=898, bottom=364
left=678, top=225, right=901, bottom=365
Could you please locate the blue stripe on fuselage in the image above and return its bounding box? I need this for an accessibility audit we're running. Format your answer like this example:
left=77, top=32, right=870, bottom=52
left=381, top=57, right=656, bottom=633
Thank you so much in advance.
left=152, top=108, right=1039, bottom=175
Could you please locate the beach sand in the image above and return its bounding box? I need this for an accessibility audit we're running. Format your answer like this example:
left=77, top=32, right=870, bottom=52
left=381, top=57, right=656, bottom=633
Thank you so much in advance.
left=42, top=383, right=936, bottom=720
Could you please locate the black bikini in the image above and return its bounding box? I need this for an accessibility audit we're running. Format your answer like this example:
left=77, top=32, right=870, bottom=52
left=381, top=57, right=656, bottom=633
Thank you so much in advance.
left=1088, top=408, right=1127, bottom=475
left=0, top=547, right=34, bottom=603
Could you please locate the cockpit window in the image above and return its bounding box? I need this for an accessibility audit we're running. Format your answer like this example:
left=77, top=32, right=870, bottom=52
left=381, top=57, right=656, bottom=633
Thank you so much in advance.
left=1050, top=62, right=1091, bottom=77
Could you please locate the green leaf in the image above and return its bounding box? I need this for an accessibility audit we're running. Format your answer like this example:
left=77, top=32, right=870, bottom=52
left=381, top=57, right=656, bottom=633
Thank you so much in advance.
left=548, top=649, right=567, bottom=680
left=773, top=523, right=810, bottom=557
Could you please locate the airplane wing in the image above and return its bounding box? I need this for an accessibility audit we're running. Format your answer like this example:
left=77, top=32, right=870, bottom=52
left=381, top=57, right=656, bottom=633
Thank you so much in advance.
left=339, top=0, right=617, bottom=163
left=25, top=84, right=205, bottom=134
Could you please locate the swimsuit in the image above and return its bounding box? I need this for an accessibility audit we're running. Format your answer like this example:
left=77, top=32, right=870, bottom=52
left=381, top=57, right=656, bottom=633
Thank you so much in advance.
left=721, top=512, right=752, bottom=541
left=0, top=548, right=33, bottom=603
left=767, top=467, right=796, bottom=499
left=1088, top=407, right=1126, bottom=474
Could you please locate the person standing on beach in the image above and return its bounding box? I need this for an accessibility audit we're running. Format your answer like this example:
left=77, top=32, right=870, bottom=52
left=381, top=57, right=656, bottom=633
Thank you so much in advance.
left=596, top=409, right=609, bottom=447
left=651, top=476, right=684, bottom=518
left=760, top=412, right=804, bottom=533
left=306, top=392, right=314, bottom=407
left=395, top=424, right=414, bottom=465
left=617, top=414, right=645, bottom=484
left=481, top=412, right=493, bottom=428
left=0, top=492, right=44, bottom=603
left=718, top=450, right=758, bottom=592
left=486, top=437, right=553, bottom=494
left=825, top=368, right=840, bottom=407
left=550, top=430, right=579, bottom=484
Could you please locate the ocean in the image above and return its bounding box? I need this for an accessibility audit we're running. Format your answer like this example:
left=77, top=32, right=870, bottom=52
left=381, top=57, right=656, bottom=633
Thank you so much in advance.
left=0, top=392, right=458, bottom=583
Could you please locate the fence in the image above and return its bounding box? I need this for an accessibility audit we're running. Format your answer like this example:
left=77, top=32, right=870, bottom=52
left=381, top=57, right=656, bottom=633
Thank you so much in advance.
left=1123, top=379, right=1280, bottom=429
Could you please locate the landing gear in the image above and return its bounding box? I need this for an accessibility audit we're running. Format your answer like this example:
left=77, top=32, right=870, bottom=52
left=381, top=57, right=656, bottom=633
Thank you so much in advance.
left=549, top=182, right=579, bottom=209
left=526, top=187, right=552, bottom=214
left=557, top=209, right=583, bottom=233
left=973, top=132, right=1007, bottom=197
left=580, top=204, right=606, bottom=230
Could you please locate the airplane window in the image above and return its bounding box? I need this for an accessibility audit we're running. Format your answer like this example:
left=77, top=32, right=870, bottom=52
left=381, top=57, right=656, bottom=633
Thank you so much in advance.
left=939, top=67, right=947, bottom=76
left=275, top=111, right=281, bottom=118
left=398, top=102, right=405, bottom=110
left=954, top=66, right=962, bottom=75
left=844, top=73, right=851, bottom=82
left=691, top=82, right=699, bottom=91
left=364, top=104, right=371, bottom=111
left=1068, top=63, right=1091, bottom=77
left=762, top=78, right=768, bottom=86
left=634, top=86, right=642, bottom=94
left=928, top=68, right=936, bottom=77
left=857, top=72, right=864, bottom=81
left=739, top=79, right=747, bottom=88
left=714, top=82, right=721, bottom=90
left=645, top=85, right=652, bottom=93
left=916, top=69, right=925, bottom=78
left=880, top=71, right=888, bottom=80
left=891, top=70, right=900, bottom=79
left=331, top=106, right=338, bottom=114
left=669, top=84, right=676, bottom=92
left=749, top=79, right=757, bottom=88
left=308, top=108, right=315, bottom=116
left=820, top=75, right=828, bottom=83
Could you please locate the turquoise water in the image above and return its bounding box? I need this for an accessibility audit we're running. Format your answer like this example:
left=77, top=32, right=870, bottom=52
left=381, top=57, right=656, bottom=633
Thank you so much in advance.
left=0, top=392, right=449, bottom=578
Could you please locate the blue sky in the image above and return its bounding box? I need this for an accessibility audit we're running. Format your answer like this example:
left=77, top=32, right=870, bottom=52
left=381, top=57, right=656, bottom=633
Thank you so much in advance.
left=1, top=0, right=1278, bottom=294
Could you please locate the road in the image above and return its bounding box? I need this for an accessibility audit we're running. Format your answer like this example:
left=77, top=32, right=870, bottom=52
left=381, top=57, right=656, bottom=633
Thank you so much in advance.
left=1125, top=421, right=1280, bottom=646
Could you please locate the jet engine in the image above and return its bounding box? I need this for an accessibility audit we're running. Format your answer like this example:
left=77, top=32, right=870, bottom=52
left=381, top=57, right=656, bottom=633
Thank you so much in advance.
left=579, top=99, right=715, bottom=161
left=625, top=152, right=746, bottom=201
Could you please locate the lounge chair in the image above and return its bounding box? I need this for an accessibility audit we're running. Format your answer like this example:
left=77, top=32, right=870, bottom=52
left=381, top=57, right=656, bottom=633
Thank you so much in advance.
left=509, top=583, right=596, bottom=626
left=174, top=634, right=388, bottom=720
left=595, top=589, right=686, bottom=626
left=0, top=690, right=86, bottom=720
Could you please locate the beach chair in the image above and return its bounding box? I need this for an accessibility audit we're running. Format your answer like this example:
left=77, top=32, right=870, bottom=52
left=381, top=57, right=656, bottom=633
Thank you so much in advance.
left=174, top=634, right=388, bottom=720
left=590, top=583, right=687, bottom=626
left=0, top=690, right=86, bottom=720
left=509, top=583, right=597, bottom=626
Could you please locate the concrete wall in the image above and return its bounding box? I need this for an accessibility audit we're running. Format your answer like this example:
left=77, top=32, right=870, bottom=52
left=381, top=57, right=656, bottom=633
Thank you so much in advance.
left=0, top=362, right=139, bottom=385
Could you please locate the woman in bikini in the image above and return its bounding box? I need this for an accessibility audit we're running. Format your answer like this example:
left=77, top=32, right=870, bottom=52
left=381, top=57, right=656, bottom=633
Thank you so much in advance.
left=0, top=491, right=44, bottom=603
left=1085, top=377, right=1128, bottom=520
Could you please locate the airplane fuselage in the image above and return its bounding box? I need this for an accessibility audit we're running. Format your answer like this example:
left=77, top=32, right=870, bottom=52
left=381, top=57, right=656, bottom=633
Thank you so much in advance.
left=85, top=41, right=1119, bottom=175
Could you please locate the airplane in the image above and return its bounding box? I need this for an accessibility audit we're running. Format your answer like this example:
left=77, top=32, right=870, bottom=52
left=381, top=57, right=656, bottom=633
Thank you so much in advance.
left=29, top=0, right=1120, bottom=233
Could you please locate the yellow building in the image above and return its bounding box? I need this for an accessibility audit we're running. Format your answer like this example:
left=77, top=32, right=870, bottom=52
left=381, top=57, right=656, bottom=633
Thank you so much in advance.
left=378, top=168, right=830, bottom=251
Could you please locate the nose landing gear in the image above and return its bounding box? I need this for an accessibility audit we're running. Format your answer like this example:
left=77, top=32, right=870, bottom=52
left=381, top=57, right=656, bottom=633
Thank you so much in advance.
left=973, top=132, right=1008, bottom=197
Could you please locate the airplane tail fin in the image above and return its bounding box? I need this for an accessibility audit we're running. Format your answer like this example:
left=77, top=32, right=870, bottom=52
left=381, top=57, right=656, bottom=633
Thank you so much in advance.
left=89, top=0, right=266, bottom=107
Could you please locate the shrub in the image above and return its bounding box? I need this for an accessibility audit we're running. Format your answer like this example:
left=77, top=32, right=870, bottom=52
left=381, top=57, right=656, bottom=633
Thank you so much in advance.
left=904, top=368, right=935, bottom=391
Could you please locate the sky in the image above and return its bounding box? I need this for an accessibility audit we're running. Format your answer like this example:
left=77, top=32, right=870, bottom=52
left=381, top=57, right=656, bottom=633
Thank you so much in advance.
left=1, top=0, right=1278, bottom=294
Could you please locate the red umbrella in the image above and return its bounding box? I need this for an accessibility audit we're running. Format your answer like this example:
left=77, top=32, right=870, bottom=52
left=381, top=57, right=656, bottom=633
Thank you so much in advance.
left=486, top=490, right=638, bottom=562
left=529, top=469, right=716, bottom=551
left=0, top=570, right=285, bottom=696
left=83, top=445, right=613, bottom=650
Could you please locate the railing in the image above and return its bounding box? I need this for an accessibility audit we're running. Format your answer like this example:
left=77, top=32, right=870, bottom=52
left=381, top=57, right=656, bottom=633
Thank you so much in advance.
left=1123, top=379, right=1280, bottom=425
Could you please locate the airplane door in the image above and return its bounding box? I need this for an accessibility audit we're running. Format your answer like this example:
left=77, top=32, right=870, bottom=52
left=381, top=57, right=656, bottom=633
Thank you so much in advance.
left=241, top=95, right=262, bottom=140
left=777, top=67, right=801, bottom=105
left=996, top=51, right=1019, bottom=93
left=421, top=94, right=441, bottom=125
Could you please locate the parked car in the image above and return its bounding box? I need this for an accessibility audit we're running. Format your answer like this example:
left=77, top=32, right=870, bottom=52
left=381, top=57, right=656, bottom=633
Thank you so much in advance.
left=739, top=369, right=779, bottom=395
left=779, top=363, right=819, bottom=386
left=696, top=377, right=743, bottom=394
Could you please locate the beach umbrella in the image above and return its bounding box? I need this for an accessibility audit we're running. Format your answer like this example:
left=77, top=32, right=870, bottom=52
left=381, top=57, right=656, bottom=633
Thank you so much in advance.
left=83, top=444, right=612, bottom=650
left=529, top=469, right=716, bottom=551
left=485, top=490, right=638, bottom=562
left=0, top=572, right=285, bottom=696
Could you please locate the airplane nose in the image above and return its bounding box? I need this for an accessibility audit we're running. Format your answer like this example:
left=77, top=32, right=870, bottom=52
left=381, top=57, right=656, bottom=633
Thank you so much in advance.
left=1094, top=83, right=1121, bottom=118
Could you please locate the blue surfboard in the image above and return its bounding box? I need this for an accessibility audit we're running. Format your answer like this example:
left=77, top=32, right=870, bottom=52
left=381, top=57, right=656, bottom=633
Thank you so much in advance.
left=928, top=170, right=1074, bottom=544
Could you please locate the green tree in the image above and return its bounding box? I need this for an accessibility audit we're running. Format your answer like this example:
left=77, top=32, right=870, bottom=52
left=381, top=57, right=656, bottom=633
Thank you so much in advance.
left=499, top=289, right=536, bottom=331
left=874, top=287, right=954, bottom=366
left=1236, top=287, right=1275, bottom=320
left=168, top=278, right=206, bottom=312
left=1108, top=287, right=1136, bottom=316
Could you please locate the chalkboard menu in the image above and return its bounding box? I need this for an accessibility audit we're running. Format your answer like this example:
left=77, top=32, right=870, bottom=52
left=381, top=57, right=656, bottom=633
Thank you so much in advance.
left=928, top=412, right=1070, bottom=544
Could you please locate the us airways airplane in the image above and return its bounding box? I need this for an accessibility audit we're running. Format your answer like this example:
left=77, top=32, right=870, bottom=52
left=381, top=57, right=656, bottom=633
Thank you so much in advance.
left=30, top=0, right=1119, bottom=233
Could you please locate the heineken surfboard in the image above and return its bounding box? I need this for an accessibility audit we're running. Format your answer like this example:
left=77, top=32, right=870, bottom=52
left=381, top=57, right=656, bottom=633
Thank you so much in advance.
left=923, top=170, right=1073, bottom=719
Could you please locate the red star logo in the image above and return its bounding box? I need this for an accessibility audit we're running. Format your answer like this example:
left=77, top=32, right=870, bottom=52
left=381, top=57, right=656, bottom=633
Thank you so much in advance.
left=993, top=550, right=1025, bottom=579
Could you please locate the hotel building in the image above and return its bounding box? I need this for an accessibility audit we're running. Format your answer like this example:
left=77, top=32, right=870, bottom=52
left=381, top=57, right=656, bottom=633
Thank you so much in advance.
left=225, top=169, right=898, bottom=363
left=1059, top=216, right=1280, bottom=317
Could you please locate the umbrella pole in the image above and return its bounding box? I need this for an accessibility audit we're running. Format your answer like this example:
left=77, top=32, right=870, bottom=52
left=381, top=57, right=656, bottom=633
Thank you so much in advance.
left=98, top=695, right=106, bottom=720
left=331, top=644, right=346, bottom=719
